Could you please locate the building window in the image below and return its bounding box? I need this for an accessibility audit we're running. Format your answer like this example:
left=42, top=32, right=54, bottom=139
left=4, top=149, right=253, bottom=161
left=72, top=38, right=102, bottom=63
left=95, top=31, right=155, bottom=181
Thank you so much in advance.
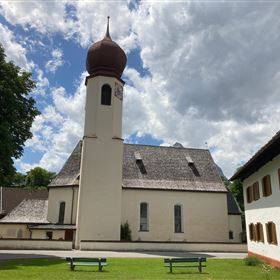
left=246, top=186, right=253, bottom=203
left=256, top=223, right=264, bottom=243
left=101, top=84, right=112, bottom=105
left=139, top=202, right=148, bottom=231
left=229, top=231, right=234, bottom=240
left=174, top=204, right=183, bottom=233
left=17, top=229, right=23, bottom=239
left=266, top=222, right=278, bottom=245
left=262, top=175, right=272, bottom=197
left=253, top=182, right=260, bottom=201
left=58, top=201, right=65, bottom=224
left=46, top=231, right=53, bottom=240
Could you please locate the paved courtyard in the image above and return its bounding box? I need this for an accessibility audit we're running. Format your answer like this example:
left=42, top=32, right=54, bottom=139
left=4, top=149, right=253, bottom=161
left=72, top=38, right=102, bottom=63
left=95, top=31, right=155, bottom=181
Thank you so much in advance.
left=0, top=250, right=246, bottom=260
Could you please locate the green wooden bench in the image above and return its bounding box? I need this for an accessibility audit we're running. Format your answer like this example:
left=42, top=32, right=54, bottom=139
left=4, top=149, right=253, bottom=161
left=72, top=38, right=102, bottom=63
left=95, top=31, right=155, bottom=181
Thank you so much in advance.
left=164, top=257, right=206, bottom=273
left=66, top=257, right=107, bottom=272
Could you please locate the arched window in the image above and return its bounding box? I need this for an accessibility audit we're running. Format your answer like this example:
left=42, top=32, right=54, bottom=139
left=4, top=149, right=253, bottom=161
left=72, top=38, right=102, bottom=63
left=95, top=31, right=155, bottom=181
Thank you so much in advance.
left=17, top=229, right=23, bottom=239
left=139, top=202, right=149, bottom=231
left=101, top=84, right=112, bottom=105
left=174, top=204, right=183, bottom=233
left=58, top=201, right=65, bottom=224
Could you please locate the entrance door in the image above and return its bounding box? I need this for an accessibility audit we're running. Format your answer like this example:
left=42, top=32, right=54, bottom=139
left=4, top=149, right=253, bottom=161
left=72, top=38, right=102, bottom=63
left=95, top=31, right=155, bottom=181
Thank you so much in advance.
left=65, top=229, right=73, bottom=241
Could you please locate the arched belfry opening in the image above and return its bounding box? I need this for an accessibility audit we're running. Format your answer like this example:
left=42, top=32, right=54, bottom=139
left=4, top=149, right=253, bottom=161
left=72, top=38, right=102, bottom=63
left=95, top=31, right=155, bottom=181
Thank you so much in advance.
left=101, top=84, right=112, bottom=105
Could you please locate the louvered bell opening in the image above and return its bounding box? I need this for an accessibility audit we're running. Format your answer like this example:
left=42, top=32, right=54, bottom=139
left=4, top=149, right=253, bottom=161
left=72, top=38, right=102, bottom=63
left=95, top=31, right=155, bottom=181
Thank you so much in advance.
left=185, top=154, right=200, bottom=177
left=134, top=151, right=147, bottom=175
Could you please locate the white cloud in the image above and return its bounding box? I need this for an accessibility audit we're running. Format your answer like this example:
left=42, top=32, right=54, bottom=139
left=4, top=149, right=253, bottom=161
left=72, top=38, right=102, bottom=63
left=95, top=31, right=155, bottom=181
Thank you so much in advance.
left=46, top=48, right=64, bottom=73
left=10, top=2, right=280, bottom=179
left=18, top=72, right=86, bottom=172
left=0, top=2, right=76, bottom=36
left=0, top=23, right=32, bottom=70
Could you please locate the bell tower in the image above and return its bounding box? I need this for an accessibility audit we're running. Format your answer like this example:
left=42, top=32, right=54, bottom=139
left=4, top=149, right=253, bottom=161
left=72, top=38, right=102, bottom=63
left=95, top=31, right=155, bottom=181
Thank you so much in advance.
left=75, top=17, right=126, bottom=248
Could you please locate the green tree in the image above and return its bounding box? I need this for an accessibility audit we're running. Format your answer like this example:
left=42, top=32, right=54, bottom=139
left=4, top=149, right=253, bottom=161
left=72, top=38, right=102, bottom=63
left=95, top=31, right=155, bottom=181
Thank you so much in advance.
left=11, top=172, right=26, bottom=187
left=26, top=167, right=55, bottom=188
left=0, top=44, right=39, bottom=186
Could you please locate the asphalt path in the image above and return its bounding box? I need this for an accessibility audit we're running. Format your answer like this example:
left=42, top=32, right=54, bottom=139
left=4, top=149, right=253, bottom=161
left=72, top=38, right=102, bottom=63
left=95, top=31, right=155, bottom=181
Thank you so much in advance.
left=0, top=250, right=246, bottom=260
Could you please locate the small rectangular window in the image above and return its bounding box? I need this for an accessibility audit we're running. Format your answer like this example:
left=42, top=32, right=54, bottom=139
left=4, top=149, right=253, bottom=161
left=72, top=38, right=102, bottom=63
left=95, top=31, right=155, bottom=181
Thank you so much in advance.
left=262, top=175, right=272, bottom=197
left=229, top=231, right=234, bottom=240
left=140, top=203, right=148, bottom=231
left=253, top=182, right=260, bottom=201
left=174, top=205, right=183, bottom=233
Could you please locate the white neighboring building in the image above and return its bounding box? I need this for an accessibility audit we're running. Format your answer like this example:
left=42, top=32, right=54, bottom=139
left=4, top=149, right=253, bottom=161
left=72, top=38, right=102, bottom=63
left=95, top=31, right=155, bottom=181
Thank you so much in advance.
left=231, top=132, right=280, bottom=267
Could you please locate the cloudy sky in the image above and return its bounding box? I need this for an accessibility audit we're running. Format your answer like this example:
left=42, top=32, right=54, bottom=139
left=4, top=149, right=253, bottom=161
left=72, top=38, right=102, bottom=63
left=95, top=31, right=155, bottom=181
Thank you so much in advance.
left=1, top=1, right=280, bottom=178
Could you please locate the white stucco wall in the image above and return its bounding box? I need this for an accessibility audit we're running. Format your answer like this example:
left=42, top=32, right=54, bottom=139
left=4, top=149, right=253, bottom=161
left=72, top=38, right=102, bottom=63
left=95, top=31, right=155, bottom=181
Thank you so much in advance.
left=0, top=239, right=72, bottom=250
left=228, top=215, right=242, bottom=242
left=47, top=187, right=78, bottom=224
left=0, top=224, right=30, bottom=239
left=243, top=154, right=280, bottom=262
left=80, top=241, right=247, bottom=252
left=122, top=189, right=230, bottom=242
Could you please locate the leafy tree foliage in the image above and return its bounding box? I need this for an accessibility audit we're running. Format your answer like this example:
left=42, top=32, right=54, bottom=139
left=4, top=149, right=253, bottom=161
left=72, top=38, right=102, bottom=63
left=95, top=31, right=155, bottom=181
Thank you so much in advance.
left=11, top=172, right=26, bottom=187
left=0, top=44, right=39, bottom=186
left=26, top=167, right=55, bottom=188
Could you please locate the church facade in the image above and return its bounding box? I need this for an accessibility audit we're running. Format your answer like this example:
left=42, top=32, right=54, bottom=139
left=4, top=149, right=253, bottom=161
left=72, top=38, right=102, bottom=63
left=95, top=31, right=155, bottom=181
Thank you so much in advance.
left=0, top=20, right=242, bottom=250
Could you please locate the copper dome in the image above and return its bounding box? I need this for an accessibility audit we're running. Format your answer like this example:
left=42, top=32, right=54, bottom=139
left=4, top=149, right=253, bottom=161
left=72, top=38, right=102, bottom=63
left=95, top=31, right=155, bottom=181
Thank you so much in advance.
left=86, top=17, right=127, bottom=79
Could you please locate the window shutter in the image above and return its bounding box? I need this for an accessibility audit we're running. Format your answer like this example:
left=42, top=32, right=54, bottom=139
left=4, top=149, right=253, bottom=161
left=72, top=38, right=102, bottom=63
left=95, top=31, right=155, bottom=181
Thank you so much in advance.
left=272, top=223, right=278, bottom=245
left=253, top=182, right=260, bottom=201
left=253, top=224, right=257, bottom=241
left=249, top=224, right=254, bottom=241
left=267, top=175, right=272, bottom=196
left=260, top=224, right=264, bottom=243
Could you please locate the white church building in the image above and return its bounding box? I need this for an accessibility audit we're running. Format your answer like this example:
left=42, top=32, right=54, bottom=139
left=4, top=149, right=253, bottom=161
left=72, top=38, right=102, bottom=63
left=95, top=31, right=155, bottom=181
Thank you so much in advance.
left=0, top=20, right=243, bottom=251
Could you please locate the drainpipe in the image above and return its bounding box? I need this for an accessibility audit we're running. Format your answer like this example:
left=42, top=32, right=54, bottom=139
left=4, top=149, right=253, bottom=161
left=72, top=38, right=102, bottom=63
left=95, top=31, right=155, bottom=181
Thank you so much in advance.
left=0, top=186, right=2, bottom=214
left=71, top=187, right=74, bottom=224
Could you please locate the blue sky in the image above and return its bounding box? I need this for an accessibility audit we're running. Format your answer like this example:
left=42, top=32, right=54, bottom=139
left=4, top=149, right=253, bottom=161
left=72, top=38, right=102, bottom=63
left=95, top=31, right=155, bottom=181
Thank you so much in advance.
left=1, top=1, right=280, bottom=177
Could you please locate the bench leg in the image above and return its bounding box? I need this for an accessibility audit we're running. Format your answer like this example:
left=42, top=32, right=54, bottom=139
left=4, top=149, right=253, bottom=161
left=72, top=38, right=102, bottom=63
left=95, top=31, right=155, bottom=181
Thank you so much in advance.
left=198, top=259, right=202, bottom=273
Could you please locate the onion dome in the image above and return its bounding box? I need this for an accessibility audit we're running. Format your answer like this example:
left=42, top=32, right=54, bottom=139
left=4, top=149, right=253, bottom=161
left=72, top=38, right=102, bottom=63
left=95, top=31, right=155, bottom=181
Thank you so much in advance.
left=86, top=17, right=127, bottom=79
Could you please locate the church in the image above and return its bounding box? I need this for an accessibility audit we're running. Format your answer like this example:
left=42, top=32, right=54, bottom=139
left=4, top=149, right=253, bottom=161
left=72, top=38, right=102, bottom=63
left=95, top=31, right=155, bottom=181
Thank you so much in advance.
left=0, top=19, right=242, bottom=251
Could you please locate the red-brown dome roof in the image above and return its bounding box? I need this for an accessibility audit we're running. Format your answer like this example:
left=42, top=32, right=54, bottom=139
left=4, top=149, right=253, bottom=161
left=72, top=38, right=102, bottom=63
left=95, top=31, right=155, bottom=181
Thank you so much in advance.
left=86, top=17, right=127, bottom=79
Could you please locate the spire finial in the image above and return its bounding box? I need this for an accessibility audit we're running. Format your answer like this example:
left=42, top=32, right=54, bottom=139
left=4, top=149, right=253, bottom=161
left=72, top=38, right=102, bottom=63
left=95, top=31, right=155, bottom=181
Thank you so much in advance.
left=105, top=16, right=111, bottom=40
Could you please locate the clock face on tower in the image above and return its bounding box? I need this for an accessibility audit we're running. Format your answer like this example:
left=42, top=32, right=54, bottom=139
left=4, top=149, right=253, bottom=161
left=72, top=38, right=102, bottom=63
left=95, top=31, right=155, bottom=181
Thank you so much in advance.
left=114, top=82, right=123, bottom=101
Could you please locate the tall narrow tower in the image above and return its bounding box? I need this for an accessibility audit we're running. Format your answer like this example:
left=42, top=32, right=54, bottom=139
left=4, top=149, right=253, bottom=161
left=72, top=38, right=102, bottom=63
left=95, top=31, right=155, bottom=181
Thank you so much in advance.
left=75, top=18, right=127, bottom=248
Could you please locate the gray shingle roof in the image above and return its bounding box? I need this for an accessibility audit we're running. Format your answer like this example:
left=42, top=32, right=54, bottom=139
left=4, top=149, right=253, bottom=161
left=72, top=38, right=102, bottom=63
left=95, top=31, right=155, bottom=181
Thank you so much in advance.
left=0, top=188, right=48, bottom=215
left=226, top=191, right=241, bottom=215
left=49, top=141, right=226, bottom=193
left=49, top=141, right=82, bottom=187
left=0, top=199, right=49, bottom=224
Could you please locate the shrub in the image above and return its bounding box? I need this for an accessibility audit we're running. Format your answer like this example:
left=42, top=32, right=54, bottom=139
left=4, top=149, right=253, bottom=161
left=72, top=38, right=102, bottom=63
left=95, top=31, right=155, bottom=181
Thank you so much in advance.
left=244, top=256, right=262, bottom=266
left=121, top=221, right=132, bottom=241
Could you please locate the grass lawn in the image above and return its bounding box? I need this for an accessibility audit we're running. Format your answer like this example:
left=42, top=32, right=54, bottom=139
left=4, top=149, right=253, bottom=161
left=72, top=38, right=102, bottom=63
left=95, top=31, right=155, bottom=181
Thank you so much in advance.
left=0, top=258, right=280, bottom=280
